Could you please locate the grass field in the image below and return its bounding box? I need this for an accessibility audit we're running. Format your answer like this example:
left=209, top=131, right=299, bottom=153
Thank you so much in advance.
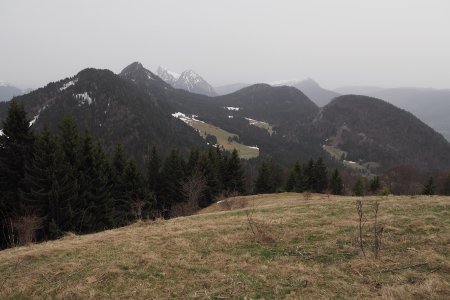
left=0, top=194, right=449, bottom=299
left=187, top=119, right=259, bottom=159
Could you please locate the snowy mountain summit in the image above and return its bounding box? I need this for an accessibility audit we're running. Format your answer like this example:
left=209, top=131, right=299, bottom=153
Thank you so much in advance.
left=157, top=67, right=217, bottom=97
left=156, top=66, right=180, bottom=86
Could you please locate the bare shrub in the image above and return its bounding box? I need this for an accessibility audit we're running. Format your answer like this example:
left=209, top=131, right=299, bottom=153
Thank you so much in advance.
left=130, top=198, right=146, bottom=220
left=372, top=201, right=384, bottom=259
left=245, top=209, right=274, bottom=244
left=171, top=170, right=207, bottom=217
left=11, top=215, right=43, bottom=246
left=303, top=191, right=312, bottom=201
left=355, top=199, right=367, bottom=257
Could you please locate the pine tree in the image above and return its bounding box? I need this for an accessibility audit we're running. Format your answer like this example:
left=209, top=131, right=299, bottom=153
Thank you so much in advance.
left=0, top=101, right=34, bottom=215
left=122, top=157, right=147, bottom=221
left=254, top=162, right=273, bottom=194
left=312, top=158, right=328, bottom=193
left=329, top=169, right=343, bottom=195
left=20, top=126, right=78, bottom=238
left=422, top=177, right=435, bottom=195
left=110, top=143, right=127, bottom=226
left=0, top=101, right=34, bottom=248
left=353, top=176, right=366, bottom=196
left=223, top=149, right=245, bottom=194
left=159, top=149, right=186, bottom=212
left=293, top=162, right=305, bottom=193
left=369, top=176, right=381, bottom=194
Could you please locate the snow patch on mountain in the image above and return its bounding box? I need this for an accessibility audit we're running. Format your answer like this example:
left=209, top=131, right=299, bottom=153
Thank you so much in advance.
left=225, top=107, right=241, bottom=111
left=60, top=78, right=78, bottom=91
left=74, top=92, right=93, bottom=105
left=172, top=112, right=205, bottom=124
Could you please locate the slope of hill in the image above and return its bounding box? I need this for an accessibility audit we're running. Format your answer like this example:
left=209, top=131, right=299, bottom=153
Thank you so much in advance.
left=314, top=95, right=450, bottom=171
left=1, top=193, right=448, bottom=299
left=333, top=86, right=450, bottom=141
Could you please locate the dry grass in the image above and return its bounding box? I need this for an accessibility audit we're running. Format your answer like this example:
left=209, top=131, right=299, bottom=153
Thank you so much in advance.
left=0, top=193, right=449, bottom=299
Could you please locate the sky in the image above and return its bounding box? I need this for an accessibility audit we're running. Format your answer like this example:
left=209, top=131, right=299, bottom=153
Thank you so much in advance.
left=0, top=0, right=449, bottom=90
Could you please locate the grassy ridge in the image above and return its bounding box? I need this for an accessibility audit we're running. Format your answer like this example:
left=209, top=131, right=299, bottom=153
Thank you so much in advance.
left=0, top=194, right=449, bottom=299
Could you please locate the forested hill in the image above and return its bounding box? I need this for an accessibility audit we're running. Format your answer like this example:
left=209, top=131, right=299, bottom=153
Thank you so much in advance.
left=314, top=95, right=450, bottom=171
left=0, top=67, right=205, bottom=163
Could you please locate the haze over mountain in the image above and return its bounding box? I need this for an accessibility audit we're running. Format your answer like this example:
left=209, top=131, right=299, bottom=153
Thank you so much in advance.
left=0, top=81, right=27, bottom=102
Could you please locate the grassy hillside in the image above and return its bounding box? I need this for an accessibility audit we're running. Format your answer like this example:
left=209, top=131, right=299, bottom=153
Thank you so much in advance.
left=1, top=194, right=449, bottom=299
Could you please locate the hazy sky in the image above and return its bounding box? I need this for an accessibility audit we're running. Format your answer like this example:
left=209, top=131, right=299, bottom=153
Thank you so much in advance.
left=1, top=0, right=449, bottom=90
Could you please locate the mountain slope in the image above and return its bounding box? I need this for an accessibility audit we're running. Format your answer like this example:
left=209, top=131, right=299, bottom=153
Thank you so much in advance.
left=0, top=67, right=205, bottom=162
left=315, top=95, right=450, bottom=171
left=156, top=66, right=179, bottom=86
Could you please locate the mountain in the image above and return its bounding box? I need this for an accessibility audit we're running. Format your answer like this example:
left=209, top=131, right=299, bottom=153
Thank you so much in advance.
left=173, top=70, right=217, bottom=97
left=2, top=62, right=450, bottom=173
left=156, top=67, right=217, bottom=97
left=215, top=83, right=251, bottom=95
left=314, top=95, right=450, bottom=171
left=333, top=86, right=450, bottom=141
left=0, top=81, right=25, bottom=102
left=334, top=86, right=384, bottom=95
left=156, top=66, right=179, bottom=86
left=0, top=66, right=206, bottom=162
left=290, top=79, right=340, bottom=107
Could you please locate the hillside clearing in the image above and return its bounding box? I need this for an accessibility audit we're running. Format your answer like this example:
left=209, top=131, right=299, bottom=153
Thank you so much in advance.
left=172, top=112, right=259, bottom=159
left=0, top=194, right=449, bottom=299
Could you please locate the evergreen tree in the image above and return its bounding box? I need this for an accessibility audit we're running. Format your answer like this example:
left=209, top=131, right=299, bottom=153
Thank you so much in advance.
left=159, top=149, right=186, bottom=212
left=369, top=176, right=381, bottom=194
left=422, top=177, right=435, bottom=195
left=329, top=169, right=343, bottom=195
left=0, top=101, right=34, bottom=248
left=122, top=157, right=147, bottom=221
left=75, top=130, right=112, bottom=233
left=254, top=162, right=273, bottom=194
left=0, top=101, right=34, bottom=216
left=353, top=176, right=366, bottom=196
left=110, top=143, right=127, bottom=226
left=443, top=173, right=450, bottom=196
left=312, top=158, right=328, bottom=193
left=222, top=149, right=245, bottom=194
left=293, top=162, right=305, bottom=193
left=20, top=126, right=78, bottom=238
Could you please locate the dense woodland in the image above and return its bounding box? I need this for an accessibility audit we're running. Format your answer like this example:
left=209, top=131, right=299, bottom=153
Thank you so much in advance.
left=1, top=101, right=450, bottom=250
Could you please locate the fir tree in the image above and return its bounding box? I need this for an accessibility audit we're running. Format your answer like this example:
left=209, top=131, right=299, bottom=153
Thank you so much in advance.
left=159, top=149, right=186, bottom=212
left=353, top=176, right=366, bottom=196
left=0, top=101, right=34, bottom=216
left=223, top=149, right=245, bottom=194
left=312, top=158, right=328, bottom=193
left=443, top=173, right=450, bottom=196
left=369, top=176, right=381, bottom=194
left=329, top=169, right=343, bottom=195
left=254, top=162, right=273, bottom=194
